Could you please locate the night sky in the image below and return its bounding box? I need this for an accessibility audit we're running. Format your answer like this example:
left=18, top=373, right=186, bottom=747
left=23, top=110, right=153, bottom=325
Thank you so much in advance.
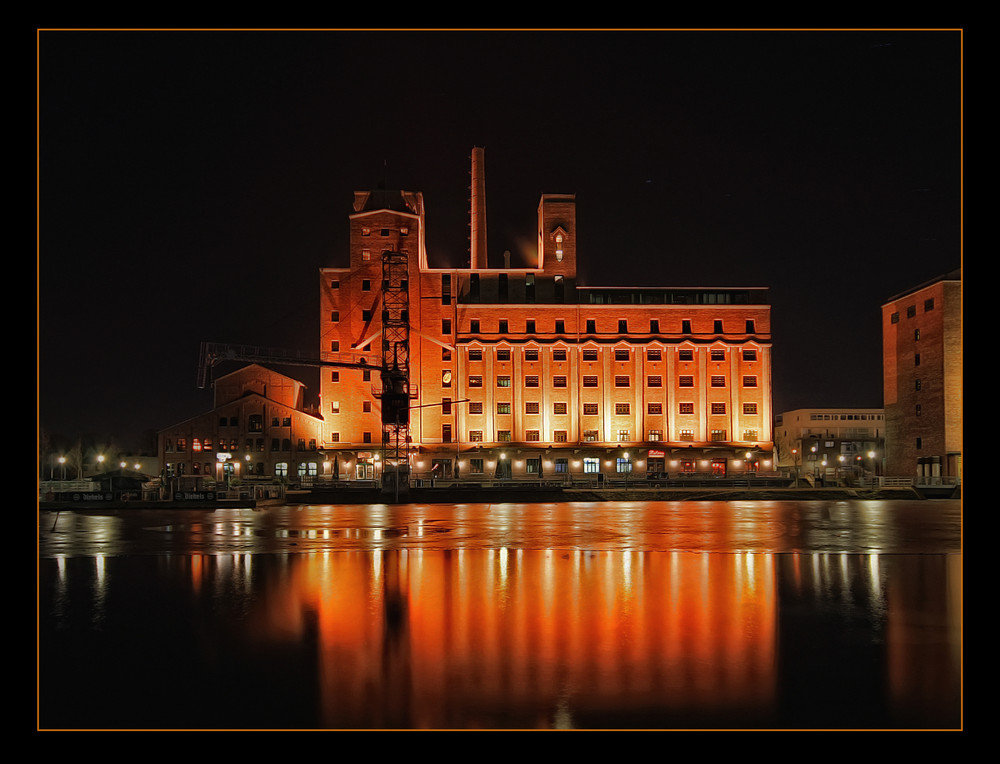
left=38, top=29, right=962, bottom=453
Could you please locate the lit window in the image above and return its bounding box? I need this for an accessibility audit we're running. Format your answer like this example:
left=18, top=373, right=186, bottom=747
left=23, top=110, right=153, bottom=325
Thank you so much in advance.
left=498, top=430, right=512, bottom=442
left=583, top=430, right=599, bottom=442
left=469, top=430, right=484, bottom=442
left=497, top=402, right=511, bottom=415
left=616, top=457, right=632, bottom=472
left=469, top=376, right=483, bottom=387
left=679, top=429, right=694, bottom=441
left=648, top=430, right=662, bottom=441
left=497, top=376, right=511, bottom=387
left=583, top=457, right=599, bottom=473
left=617, top=430, right=630, bottom=442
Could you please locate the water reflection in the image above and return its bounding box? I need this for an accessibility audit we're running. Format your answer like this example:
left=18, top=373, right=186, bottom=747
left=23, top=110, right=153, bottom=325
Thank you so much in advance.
left=39, top=546, right=960, bottom=729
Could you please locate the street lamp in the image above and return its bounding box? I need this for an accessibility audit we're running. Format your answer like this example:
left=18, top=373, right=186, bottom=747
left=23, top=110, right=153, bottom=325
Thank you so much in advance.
left=58, top=456, right=66, bottom=481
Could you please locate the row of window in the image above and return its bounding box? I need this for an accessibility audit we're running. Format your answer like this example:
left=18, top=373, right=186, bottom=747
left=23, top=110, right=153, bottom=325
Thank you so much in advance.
left=465, top=401, right=759, bottom=416
left=166, top=437, right=317, bottom=453
left=165, top=462, right=321, bottom=478
left=327, top=298, right=760, bottom=337
left=450, top=318, right=758, bottom=335
left=460, top=374, right=759, bottom=388
left=463, top=347, right=759, bottom=362
left=463, top=429, right=759, bottom=443
left=219, top=415, right=293, bottom=429
left=889, top=298, right=935, bottom=323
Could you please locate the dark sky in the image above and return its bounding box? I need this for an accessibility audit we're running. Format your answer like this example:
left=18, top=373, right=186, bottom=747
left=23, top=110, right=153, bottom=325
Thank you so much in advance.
left=38, top=29, right=962, bottom=452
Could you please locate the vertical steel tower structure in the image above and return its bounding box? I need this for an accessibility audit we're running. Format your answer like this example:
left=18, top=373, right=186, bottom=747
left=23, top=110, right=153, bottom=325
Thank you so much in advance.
left=379, top=248, right=411, bottom=495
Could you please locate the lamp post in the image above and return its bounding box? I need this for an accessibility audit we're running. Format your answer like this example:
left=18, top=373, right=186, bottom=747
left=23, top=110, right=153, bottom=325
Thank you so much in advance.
left=58, top=456, right=66, bottom=481
left=791, top=448, right=799, bottom=487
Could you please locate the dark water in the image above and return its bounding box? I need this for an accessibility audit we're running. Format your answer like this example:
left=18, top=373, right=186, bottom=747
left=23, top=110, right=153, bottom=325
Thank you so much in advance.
left=38, top=500, right=962, bottom=730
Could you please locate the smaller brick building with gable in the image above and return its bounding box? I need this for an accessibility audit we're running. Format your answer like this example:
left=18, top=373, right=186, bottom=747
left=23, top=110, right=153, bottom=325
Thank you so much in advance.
left=158, top=364, right=325, bottom=486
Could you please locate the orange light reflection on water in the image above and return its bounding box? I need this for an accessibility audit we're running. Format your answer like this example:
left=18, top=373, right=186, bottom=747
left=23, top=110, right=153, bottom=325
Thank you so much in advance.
left=261, top=548, right=777, bottom=728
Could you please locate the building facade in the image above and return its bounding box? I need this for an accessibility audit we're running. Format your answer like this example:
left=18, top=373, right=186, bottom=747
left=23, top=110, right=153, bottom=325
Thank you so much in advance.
left=774, top=407, right=885, bottom=484
left=881, top=269, right=962, bottom=480
left=159, top=364, right=325, bottom=486
left=318, top=156, right=774, bottom=484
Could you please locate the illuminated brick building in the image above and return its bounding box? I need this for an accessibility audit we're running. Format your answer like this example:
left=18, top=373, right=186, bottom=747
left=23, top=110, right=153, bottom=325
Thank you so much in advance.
left=881, top=269, right=962, bottom=481
left=319, top=150, right=773, bottom=483
left=159, top=364, right=324, bottom=485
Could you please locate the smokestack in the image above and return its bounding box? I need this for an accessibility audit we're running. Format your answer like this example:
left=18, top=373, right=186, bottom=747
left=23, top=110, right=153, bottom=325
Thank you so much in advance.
left=470, top=147, right=487, bottom=269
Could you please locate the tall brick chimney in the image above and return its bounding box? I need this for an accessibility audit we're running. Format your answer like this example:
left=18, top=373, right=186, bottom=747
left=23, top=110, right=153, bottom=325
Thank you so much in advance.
left=470, top=146, right=487, bottom=269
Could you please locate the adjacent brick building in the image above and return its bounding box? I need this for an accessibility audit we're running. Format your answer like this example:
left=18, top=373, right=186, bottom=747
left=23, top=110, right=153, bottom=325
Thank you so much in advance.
left=882, top=269, right=962, bottom=480
left=159, top=364, right=324, bottom=485
left=319, top=153, right=774, bottom=484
